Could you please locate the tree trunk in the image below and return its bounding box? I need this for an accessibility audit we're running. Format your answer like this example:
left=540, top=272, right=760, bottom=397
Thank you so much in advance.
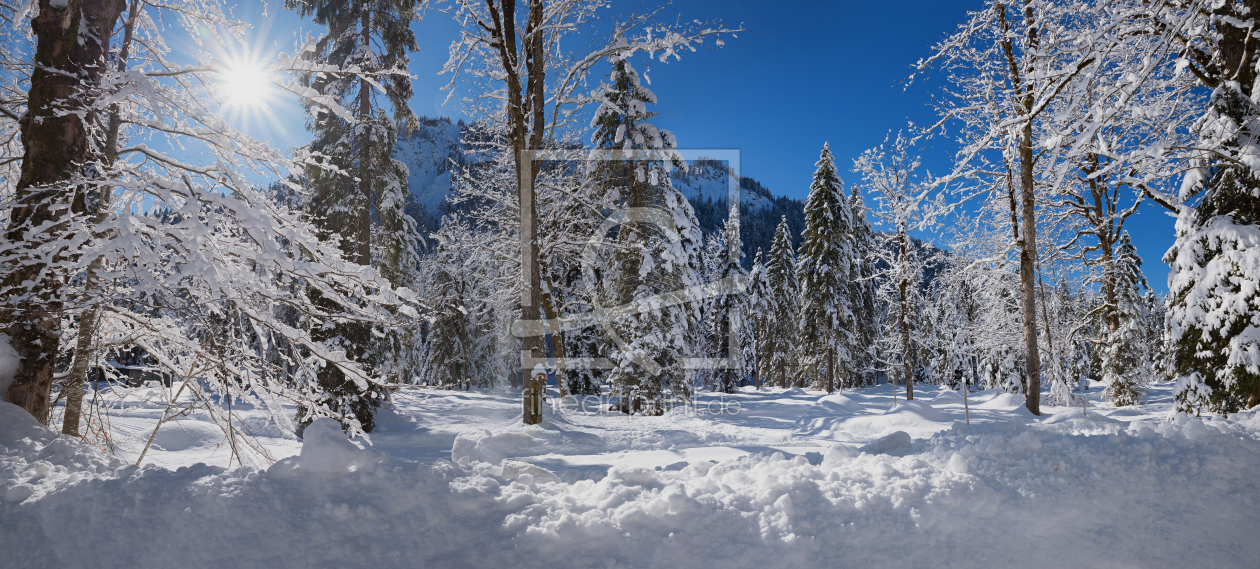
left=825, top=341, right=834, bottom=393
left=1000, top=0, right=1042, bottom=416
left=899, top=231, right=914, bottom=401
left=63, top=0, right=142, bottom=437
left=355, top=8, right=373, bottom=267
left=4, top=0, right=124, bottom=423
left=1018, top=115, right=1042, bottom=416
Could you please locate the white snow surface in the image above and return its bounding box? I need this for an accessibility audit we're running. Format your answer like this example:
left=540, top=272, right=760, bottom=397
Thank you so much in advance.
left=3, top=380, right=1259, bottom=568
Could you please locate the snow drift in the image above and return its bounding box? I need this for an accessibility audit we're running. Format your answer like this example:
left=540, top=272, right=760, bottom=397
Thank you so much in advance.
left=4, top=394, right=1260, bottom=569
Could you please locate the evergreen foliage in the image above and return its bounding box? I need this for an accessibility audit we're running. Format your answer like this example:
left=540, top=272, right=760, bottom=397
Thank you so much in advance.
left=796, top=143, right=859, bottom=391
left=288, top=0, right=423, bottom=432
left=590, top=59, right=703, bottom=414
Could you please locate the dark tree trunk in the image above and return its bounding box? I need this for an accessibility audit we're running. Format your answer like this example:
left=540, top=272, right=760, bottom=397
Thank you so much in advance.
left=825, top=341, right=834, bottom=394
left=4, top=0, right=124, bottom=423
left=356, top=8, right=373, bottom=267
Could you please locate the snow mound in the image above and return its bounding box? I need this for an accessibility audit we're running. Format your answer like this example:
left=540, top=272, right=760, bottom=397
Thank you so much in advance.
left=978, top=392, right=1026, bottom=408
left=1037, top=410, right=1125, bottom=435
left=151, top=421, right=223, bottom=453
left=833, top=400, right=953, bottom=442
left=793, top=395, right=866, bottom=437
left=783, top=386, right=807, bottom=395
left=795, top=397, right=953, bottom=443
left=0, top=400, right=126, bottom=506
left=933, top=389, right=964, bottom=403
left=450, top=413, right=607, bottom=466
left=858, top=431, right=912, bottom=455
left=297, top=418, right=381, bottom=474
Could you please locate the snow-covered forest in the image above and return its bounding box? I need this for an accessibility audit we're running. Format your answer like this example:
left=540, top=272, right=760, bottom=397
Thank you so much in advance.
left=2, top=0, right=1259, bottom=567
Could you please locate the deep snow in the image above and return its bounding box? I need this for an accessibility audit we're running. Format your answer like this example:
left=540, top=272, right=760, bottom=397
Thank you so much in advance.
left=3, top=378, right=1259, bottom=568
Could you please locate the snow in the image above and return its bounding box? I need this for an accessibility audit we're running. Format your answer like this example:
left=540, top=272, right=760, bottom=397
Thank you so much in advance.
left=3, top=380, right=1260, bottom=568
left=0, top=334, right=17, bottom=400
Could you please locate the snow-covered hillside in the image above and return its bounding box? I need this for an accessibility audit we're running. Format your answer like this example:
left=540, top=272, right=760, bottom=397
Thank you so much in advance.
left=669, top=157, right=773, bottom=210
left=392, top=118, right=465, bottom=210
left=4, top=379, right=1259, bottom=568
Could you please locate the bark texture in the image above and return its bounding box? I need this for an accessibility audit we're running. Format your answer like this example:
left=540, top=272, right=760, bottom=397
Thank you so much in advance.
left=4, top=0, right=124, bottom=424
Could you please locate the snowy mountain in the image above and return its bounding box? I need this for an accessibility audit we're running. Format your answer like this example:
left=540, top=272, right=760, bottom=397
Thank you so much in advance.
left=393, top=119, right=777, bottom=216
left=394, top=117, right=794, bottom=259
left=393, top=117, right=465, bottom=211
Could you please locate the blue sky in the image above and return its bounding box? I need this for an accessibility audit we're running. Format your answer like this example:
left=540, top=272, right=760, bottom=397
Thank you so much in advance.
left=220, top=0, right=1178, bottom=291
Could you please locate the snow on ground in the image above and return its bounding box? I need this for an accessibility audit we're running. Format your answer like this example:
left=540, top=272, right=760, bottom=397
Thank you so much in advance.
left=3, top=378, right=1259, bottom=568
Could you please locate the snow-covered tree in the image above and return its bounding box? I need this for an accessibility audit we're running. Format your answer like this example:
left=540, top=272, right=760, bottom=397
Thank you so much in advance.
left=442, top=0, right=736, bottom=423
left=764, top=216, right=799, bottom=387
left=916, top=0, right=1112, bottom=415
left=1, top=0, right=125, bottom=422
left=1152, top=0, right=1260, bottom=416
left=705, top=206, right=753, bottom=393
left=747, top=248, right=772, bottom=390
left=797, top=142, right=858, bottom=392
left=418, top=215, right=500, bottom=389
left=1101, top=232, right=1152, bottom=406
left=0, top=0, right=419, bottom=446
left=287, top=0, right=423, bottom=431
left=854, top=131, right=949, bottom=400
left=587, top=58, right=702, bottom=413
left=848, top=185, right=880, bottom=387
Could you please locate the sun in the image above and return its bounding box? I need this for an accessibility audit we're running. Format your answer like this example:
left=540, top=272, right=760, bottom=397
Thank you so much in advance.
left=218, top=60, right=270, bottom=108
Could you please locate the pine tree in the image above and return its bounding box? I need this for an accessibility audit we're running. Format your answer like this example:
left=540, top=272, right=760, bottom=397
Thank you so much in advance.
left=764, top=216, right=800, bottom=387
left=1158, top=0, right=1260, bottom=416
left=747, top=249, right=773, bottom=390
left=1167, top=165, right=1260, bottom=415
left=1099, top=232, right=1151, bottom=406
left=848, top=186, right=879, bottom=387
left=797, top=143, right=858, bottom=392
left=591, top=58, right=703, bottom=414
left=288, top=0, right=422, bottom=432
left=707, top=207, right=753, bottom=393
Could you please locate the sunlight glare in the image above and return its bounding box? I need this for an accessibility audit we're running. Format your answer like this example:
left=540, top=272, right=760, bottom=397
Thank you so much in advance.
left=219, top=61, right=270, bottom=108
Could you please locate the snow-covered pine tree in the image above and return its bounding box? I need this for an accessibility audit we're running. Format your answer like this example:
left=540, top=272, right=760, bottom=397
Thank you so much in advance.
left=748, top=249, right=773, bottom=390
left=418, top=216, right=498, bottom=389
left=765, top=216, right=800, bottom=387
left=287, top=0, right=422, bottom=432
left=848, top=185, right=880, bottom=387
left=589, top=58, right=703, bottom=414
left=797, top=143, right=858, bottom=393
left=706, top=206, right=753, bottom=393
left=1159, top=0, right=1260, bottom=416
left=1101, top=232, right=1152, bottom=406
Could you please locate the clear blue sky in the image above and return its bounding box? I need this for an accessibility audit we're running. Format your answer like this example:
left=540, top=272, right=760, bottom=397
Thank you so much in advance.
left=222, top=0, right=1178, bottom=292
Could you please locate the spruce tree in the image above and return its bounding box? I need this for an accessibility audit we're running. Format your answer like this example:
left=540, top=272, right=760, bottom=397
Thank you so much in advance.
left=288, top=0, right=421, bottom=432
left=797, top=143, right=858, bottom=392
left=707, top=207, right=753, bottom=393
left=590, top=58, right=703, bottom=414
left=748, top=249, right=773, bottom=390
left=848, top=186, right=879, bottom=387
left=1102, top=232, right=1151, bottom=406
left=1161, top=0, right=1260, bottom=416
left=765, top=216, right=800, bottom=387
